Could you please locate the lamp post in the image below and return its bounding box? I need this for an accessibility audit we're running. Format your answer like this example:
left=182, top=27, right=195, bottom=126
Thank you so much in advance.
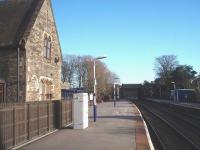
left=113, top=77, right=120, bottom=107
left=93, top=56, right=107, bottom=122
left=116, top=84, right=120, bottom=99
left=171, top=81, right=177, bottom=102
left=113, top=83, right=116, bottom=107
left=159, top=86, right=162, bottom=98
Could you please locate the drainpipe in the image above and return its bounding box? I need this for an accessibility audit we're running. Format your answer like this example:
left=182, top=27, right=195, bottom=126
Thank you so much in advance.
left=17, top=47, right=20, bottom=102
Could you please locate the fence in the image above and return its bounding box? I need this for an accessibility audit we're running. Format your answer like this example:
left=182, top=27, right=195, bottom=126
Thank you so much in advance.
left=0, top=100, right=72, bottom=150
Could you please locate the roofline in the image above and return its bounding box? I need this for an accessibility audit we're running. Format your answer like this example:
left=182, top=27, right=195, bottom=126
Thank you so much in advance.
left=0, top=0, right=45, bottom=48
left=0, top=0, right=62, bottom=61
left=17, top=0, right=45, bottom=46
left=15, top=0, right=37, bottom=44
left=49, top=0, right=63, bottom=61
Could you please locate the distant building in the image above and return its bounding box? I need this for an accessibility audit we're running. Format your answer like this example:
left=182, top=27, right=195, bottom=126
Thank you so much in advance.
left=120, top=84, right=142, bottom=99
left=0, top=0, right=62, bottom=102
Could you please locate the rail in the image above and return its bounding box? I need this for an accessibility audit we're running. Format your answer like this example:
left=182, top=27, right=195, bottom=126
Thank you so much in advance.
left=134, top=100, right=200, bottom=150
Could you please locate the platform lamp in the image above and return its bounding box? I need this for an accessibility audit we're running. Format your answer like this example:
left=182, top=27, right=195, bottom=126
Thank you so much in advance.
left=93, top=56, right=107, bottom=122
left=113, top=77, right=120, bottom=107
left=171, top=81, right=177, bottom=102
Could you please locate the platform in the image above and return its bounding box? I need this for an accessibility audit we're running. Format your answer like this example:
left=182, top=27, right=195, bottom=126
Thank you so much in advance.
left=146, top=98, right=200, bottom=110
left=17, top=100, right=152, bottom=150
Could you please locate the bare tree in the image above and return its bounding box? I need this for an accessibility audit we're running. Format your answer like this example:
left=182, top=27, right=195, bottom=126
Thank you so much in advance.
left=74, top=56, right=88, bottom=88
left=62, top=54, right=119, bottom=101
left=95, top=61, right=120, bottom=101
left=62, top=55, right=77, bottom=87
left=154, top=55, right=178, bottom=85
left=83, top=56, right=94, bottom=93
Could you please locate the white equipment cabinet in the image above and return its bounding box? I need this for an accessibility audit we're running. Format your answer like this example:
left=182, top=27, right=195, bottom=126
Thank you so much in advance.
left=73, top=93, right=89, bottom=129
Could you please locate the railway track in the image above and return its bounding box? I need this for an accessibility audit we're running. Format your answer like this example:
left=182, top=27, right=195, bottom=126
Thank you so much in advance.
left=134, top=100, right=200, bottom=150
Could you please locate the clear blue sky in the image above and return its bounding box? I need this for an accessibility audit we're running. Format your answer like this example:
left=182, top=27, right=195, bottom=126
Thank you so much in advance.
left=52, top=0, right=200, bottom=84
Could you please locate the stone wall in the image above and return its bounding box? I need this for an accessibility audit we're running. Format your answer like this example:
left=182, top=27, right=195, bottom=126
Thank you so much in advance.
left=25, top=0, right=62, bottom=101
left=0, top=48, right=26, bottom=102
left=0, top=0, right=62, bottom=102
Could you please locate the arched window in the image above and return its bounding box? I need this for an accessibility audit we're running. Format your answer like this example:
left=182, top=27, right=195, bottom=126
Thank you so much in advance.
left=43, top=34, right=51, bottom=60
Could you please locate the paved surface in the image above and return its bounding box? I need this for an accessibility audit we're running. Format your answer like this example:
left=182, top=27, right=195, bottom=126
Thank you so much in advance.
left=18, top=100, right=150, bottom=150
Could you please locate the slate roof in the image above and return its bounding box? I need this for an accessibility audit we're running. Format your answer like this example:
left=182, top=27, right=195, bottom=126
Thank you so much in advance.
left=0, top=0, right=44, bottom=48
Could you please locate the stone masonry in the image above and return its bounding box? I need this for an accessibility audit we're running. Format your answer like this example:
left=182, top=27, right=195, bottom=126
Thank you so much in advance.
left=0, top=0, right=62, bottom=102
left=25, top=0, right=62, bottom=101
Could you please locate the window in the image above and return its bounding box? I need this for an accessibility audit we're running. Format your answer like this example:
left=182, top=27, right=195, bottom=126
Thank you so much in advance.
left=0, top=83, right=5, bottom=103
left=40, top=79, right=53, bottom=101
left=43, top=34, right=51, bottom=60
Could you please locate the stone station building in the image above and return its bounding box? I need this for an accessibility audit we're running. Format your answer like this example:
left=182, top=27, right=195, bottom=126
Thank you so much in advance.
left=0, top=0, right=62, bottom=103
